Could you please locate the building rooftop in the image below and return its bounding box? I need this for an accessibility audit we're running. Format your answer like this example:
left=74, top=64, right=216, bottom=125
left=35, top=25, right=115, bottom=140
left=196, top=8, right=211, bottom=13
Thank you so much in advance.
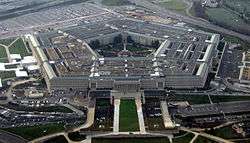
left=10, top=54, right=21, bottom=60
left=15, top=70, right=28, bottom=77
left=34, top=18, right=219, bottom=85
left=0, top=78, right=2, bottom=88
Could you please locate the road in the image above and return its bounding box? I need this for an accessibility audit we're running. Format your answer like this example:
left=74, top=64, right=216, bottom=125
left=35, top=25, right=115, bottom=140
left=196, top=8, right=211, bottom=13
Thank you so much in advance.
left=135, top=98, right=146, bottom=134
left=0, top=78, right=38, bottom=104
left=29, top=106, right=95, bottom=143
left=113, top=98, right=120, bottom=133
left=181, top=127, right=234, bottom=143
left=128, top=0, right=250, bottom=43
left=160, top=101, right=175, bottom=129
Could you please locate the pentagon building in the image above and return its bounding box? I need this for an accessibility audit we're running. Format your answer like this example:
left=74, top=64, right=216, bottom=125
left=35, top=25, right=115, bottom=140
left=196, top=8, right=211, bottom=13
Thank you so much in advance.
left=28, top=18, right=220, bottom=92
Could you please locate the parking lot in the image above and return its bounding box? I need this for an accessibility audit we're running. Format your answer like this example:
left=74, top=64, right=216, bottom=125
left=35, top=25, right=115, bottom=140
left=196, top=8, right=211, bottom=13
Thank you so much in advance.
left=217, top=45, right=243, bottom=79
left=142, top=98, right=165, bottom=131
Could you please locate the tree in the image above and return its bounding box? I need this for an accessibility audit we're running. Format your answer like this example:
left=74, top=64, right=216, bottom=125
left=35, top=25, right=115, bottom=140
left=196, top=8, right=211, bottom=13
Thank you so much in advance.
left=89, top=39, right=100, bottom=49
left=192, top=2, right=208, bottom=19
left=113, top=34, right=123, bottom=44
left=152, top=40, right=160, bottom=49
left=127, top=35, right=134, bottom=43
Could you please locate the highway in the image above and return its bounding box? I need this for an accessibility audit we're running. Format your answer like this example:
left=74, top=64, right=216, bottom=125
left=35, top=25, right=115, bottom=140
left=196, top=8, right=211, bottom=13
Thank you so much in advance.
left=128, top=0, right=250, bottom=43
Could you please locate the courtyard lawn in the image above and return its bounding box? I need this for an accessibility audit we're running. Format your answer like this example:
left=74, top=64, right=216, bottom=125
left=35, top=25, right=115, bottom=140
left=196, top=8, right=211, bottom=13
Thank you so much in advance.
left=92, top=137, right=170, bottom=143
left=194, top=136, right=217, bottom=143
left=168, top=94, right=210, bottom=104
left=0, top=71, right=16, bottom=81
left=119, top=99, right=139, bottom=132
left=211, top=96, right=250, bottom=103
left=173, top=133, right=195, bottom=143
left=169, top=94, right=250, bottom=105
left=0, top=45, right=7, bottom=58
left=0, top=58, right=8, bottom=63
left=207, top=125, right=240, bottom=139
left=0, top=38, right=15, bottom=46
left=2, top=123, right=65, bottom=141
left=9, top=38, right=31, bottom=57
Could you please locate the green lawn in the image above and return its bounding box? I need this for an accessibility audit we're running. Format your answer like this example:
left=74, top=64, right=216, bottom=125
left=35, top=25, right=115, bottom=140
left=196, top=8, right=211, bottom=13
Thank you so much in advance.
left=0, top=45, right=7, bottom=57
left=206, top=126, right=240, bottom=139
left=211, top=96, right=250, bottom=103
left=159, top=0, right=188, bottom=14
left=173, top=133, right=195, bottom=143
left=234, top=139, right=250, bottom=143
left=170, top=94, right=250, bottom=105
left=102, top=0, right=132, bottom=6
left=44, top=135, right=68, bottom=143
left=205, top=7, right=250, bottom=35
left=9, top=38, right=31, bottom=57
left=0, top=71, right=16, bottom=80
left=0, top=38, right=15, bottom=46
left=194, top=136, right=217, bottom=143
left=2, top=123, right=65, bottom=141
left=92, top=137, right=170, bottom=143
left=68, top=131, right=86, bottom=141
left=168, top=94, right=210, bottom=104
left=0, top=58, right=8, bottom=63
left=119, top=99, right=139, bottom=132
left=224, top=0, right=250, bottom=15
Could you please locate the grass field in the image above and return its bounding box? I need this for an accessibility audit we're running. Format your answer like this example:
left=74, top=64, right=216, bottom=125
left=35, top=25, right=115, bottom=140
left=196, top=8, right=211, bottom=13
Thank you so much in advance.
left=68, top=131, right=86, bottom=141
left=211, top=96, right=250, bottom=103
left=102, top=0, right=132, bottom=6
left=190, top=0, right=250, bottom=35
left=0, top=38, right=15, bottom=46
left=0, top=71, right=16, bottom=81
left=173, top=133, right=195, bottom=143
left=224, top=0, right=250, bottom=15
left=207, top=125, right=240, bottom=139
left=119, top=99, right=139, bottom=132
left=0, top=45, right=7, bottom=57
left=168, top=94, right=210, bottom=104
left=2, top=123, right=65, bottom=141
left=44, top=135, right=68, bottom=143
left=205, top=7, right=250, bottom=34
left=194, top=136, right=217, bottom=143
left=0, top=58, right=8, bottom=63
left=234, top=139, right=250, bottom=143
left=170, top=94, right=250, bottom=105
left=9, top=38, right=31, bottom=57
left=158, top=0, right=188, bottom=14
left=92, top=137, right=170, bottom=143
